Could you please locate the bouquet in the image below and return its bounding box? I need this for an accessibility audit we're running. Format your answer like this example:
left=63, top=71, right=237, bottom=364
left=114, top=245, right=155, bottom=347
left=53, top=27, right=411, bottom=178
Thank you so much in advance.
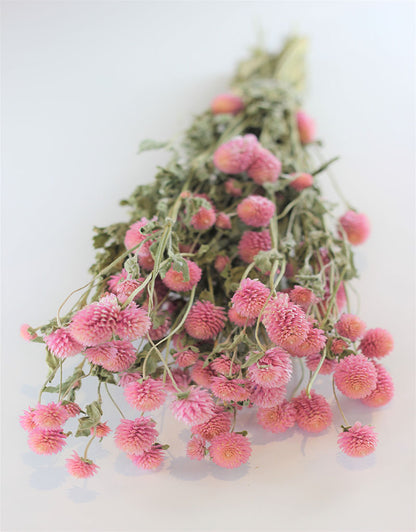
left=20, top=37, right=394, bottom=478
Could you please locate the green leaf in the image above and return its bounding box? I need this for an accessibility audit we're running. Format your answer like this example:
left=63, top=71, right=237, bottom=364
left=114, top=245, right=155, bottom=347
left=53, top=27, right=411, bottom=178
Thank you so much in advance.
left=138, top=139, right=168, bottom=154
left=45, top=348, right=60, bottom=371
left=124, top=255, right=140, bottom=279
left=171, top=254, right=190, bottom=282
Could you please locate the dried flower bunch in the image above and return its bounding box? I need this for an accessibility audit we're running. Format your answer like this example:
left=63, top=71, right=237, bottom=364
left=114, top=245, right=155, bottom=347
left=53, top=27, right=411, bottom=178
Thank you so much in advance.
left=21, top=37, right=394, bottom=477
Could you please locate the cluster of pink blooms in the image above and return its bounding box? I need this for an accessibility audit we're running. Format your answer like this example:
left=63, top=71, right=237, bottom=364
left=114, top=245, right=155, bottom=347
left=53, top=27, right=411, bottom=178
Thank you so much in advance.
left=21, top=91, right=392, bottom=479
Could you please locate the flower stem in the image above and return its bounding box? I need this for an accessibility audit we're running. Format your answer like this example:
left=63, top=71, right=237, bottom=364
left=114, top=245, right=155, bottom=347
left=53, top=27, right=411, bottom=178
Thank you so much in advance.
left=104, top=382, right=125, bottom=419
left=332, top=376, right=349, bottom=427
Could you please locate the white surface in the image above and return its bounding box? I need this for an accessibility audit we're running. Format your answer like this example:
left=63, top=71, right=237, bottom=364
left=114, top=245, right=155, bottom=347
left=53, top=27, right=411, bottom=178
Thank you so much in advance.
left=1, top=1, right=415, bottom=531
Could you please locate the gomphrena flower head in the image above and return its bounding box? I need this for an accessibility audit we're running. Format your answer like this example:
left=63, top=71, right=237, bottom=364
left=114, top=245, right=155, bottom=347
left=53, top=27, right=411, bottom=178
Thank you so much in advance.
left=296, top=110, right=316, bottom=144
left=33, top=402, right=68, bottom=430
left=19, top=408, right=37, bottom=432
left=228, top=307, right=256, bottom=328
left=294, top=390, right=332, bottom=433
left=184, top=300, right=226, bottom=340
left=91, top=422, right=111, bottom=438
left=115, top=303, right=151, bottom=341
left=173, top=349, right=199, bottom=368
left=124, top=378, right=167, bottom=411
left=85, top=340, right=136, bottom=372
left=331, top=338, right=349, bottom=355
left=210, top=354, right=240, bottom=376
left=170, top=386, right=215, bottom=425
left=114, top=278, right=145, bottom=304
left=186, top=435, right=207, bottom=460
left=119, top=371, right=141, bottom=388
left=209, top=432, right=252, bottom=469
left=192, top=406, right=232, bottom=441
left=190, top=360, right=215, bottom=388
left=20, top=324, right=37, bottom=341
left=124, top=217, right=152, bottom=251
left=225, top=178, right=243, bottom=197
left=237, top=195, right=276, bottom=227
left=215, top=212, right=232, bottom=230
left=211, top=93, right=244, bottom=115
left=107, top=269, right=128, bottom=293
left=66, top=452, right=99, bottom=478
left=231, top=278, right=270, bottom=319
left=213, top=134, right=258, bottom=174
left=28, top=428, right=67, bottom=455
left=45, top=327, right=84, bottom=359
left=191, top=206, right=216, bottom=231
left=359, top=328, right=394, bottom=359
left=247, top=147, right=282, bottom=184
left=256, top=400, right=297, bottom=433
left=305, top=352, right=338, bottom=375
left=339, top=211, right=370, bottom=245
left=162, top=259, right=202, bottom=292
left=335, top=313, right=366, bottom=341
left=290, top=172, right=314, bottom=191
left=148, top=313, right=171, bottom=342
left=262, top=293, right=310, bottom=350
left=70, top=294, right=120, bottom=347
left=165, top=368, right=191, bottom=393
left=211, top=376, right=250, bottom=402
left=289, top=285, right=317, bottom=311
left=287, top=327, right=327, bottom=358
left=249, top=383, right=286, bottom=408
left=130, top=445, right=165, bottom=470
left=361, top=363, right=394, bottom=407
left=334, top=353, right=377, bottom=399
left=114, top=417, right=158, bottom=455
left=247, top=348, right=292, bottom=389
left=214, top=255, right=230, bottom=273
left=337, top=422, right=377, bottom=457
left=238, top=230, right=272, bottom=264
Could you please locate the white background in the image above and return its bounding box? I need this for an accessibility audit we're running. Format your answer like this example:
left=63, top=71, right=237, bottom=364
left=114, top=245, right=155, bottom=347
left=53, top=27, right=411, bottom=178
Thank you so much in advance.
left=1, top=1, right=415, bottom=531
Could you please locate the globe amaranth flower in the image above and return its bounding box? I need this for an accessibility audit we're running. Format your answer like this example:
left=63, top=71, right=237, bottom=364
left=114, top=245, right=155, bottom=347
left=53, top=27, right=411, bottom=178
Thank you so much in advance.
left=28, top=428, right=67, bottom=455
left=130, top=444, right=165, bottom=470
left=186, top=435, right=207, bottom=460
left=237, top=195, right=276, bottom=227
left=228, top=307, right=256, bottom=328
left=192, top=406, right=232, bottom=441
left=124, top=378, right=167, bottom=412
left=211, top=376, right=250, bottom=402
left=173, top=349, right=199, bottom=368
left=170, top=386, right=215, bottom=425
left=338, top=422, right=377, bottom=457
left=334, top=353, right=377, bottom=399
left=184, top=300, right=226, bottom=340
left=231, top=278, right=270, bottom=319
left=296, top=110, right=315, bottom=144
left=114, top=417, right=158, bottom=455
left=335, top=313, right=366, bottom=341
left=215, top=212, right=232, bottom=230
left=190, top=360, right=215, bottom=388
left=210, top=354, right=240, bottom=377
left=66, top=451, right=99, bottom=478
left=91, top=422, right=111, bottom=438
left=289, top=172, right=313, bottom=191
left=287, top=327, right=327, bottom=358
left=33, top=402, right=68, bottom=430
left=249, top=383, right=286, bottom=408
left=115, top=303, right=151, bottom=341
left=247, top=348, right=292, bottom=389
left=20, top=324, right=37, bottom=341
left=294, top=390, right=332, bottom=433
left=214, top=255, right=230, bottom=273
left=211, top=93, right=244, bottom=115
left=247, top=147, right=281, bottom=184
left=238, top=230, right=272, bottom=264
left=213, top=134, right=258, bottom=174
left=45, top=327, right=84, bottom=359
left=162, top=259, right=202, bottom=292
left=257, top=400, right=297, bottom=433
left=360, top=363, right=394, bottom=407
left=85, top=340, right=136, bottom=372
left=289, top=285, right=317, bottom=311
left=339, top=211, right=370, bottom=245
left=360, top=328, right=394, bottom=359
left=209, top=432, right=252, bottom=469
left=305, top=351, right=338, bottom=375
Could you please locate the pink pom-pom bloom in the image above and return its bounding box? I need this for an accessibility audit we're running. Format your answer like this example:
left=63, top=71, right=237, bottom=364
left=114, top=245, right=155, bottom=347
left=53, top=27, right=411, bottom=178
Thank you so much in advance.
left=70, top=294, right=120, bottom=347
left=191, top=206, right=216, bottom=231
left=228, top=307, right=256, bottom=327
left=187, top=435, right=207, bottom=460
left=339, top=211, right=370, bottom=246
left=173, top=349, right=199, bottom=368
left=209, top=432, right=252, bottom=469
left=20, top=324, right=37, bottom=341
left=124, top=378, right=167, bottom=411
left=238, top=230, right=272, bottom=264
left=20, top=408, right=37, bottom=432
left=338, top=422, right=377, bottom=457
left=360, top=328, right=394, bottom=359
left=213, top=134, right=258, bottom=174
left=290, top=172, right=314, bottom=191
left=91, top=422, right=111, bottom=438
left=225, top=178, right=243, bottom=197
left=211, top=376, right=250, bottom=402
left=45, top=327, right=84, bottom=359
left=257, top=400, right=297, bottom=433
left=211, top=93, right=244, bottom=115
left=248, top=348, right=292, bottom=389
left=119, top=371, right=141, bottom=388
left=296, top=110, right=316, bottom=144
left=124, top=217, right=153, bottom=252
left=148, top=312, right=171, bottom=341
left=163, top=259, right=202, bottom=292
left=61, top=402, right=81, bottom=418
left=334, top=353, right=377, bottom=399
left=305, top=352, right=337, bottom=375
left=184, top=300, right=226, bottom=340
left=249, top=383, right=286, bottom=408
left=107, top=269, right=128, bottom=293
left=294, top=390, right=332, bottom=433
left=28, top=428, right=67, bottom=455
left=214, top=255, right=230, bottom=273
left=165, top=367, right=191, bottom=393
left=287, top=327, right=327, bottom=358
left=170, top=386, right=215, bottom=425
left=191, top=360, right=215, bottom=387
left=361, top=363, right=394, bottom=407
left=192, top=406, right=232, bottom=441
left=33, top=402, right=68, bottom=430
left=85, top=340, right=136, bottom=372
left=130, top=444, right=165, bottom=470
left=114, top=417, right=158, bottom=454
left=210, top=354, right=240, bottom=376
left=335, top=314, right=366, bottom=341
left=237, top=195, right=276, bottom=227
left=216, top=212, right=232, bottom=230
left=115, top=303, right=151, bottom=341
left=331, top=338, right=349, bottom=355
left=262, top=293, right=310, bottom=350
left=114, top=278, right=145, bottom=304
left=232, top=278, right=270, bottom=319
left=289, top=285, right=317, bottom=311
left=66, top=451, right=99, bottom=478
left=247, top=147, right=282, bottom=185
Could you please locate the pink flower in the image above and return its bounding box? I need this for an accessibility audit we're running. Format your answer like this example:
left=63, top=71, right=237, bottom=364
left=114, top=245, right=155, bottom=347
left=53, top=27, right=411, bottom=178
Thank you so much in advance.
left=70, top=294, right=120, bottom=346
left=192, top=406, right=232, bottom=441
left=173, top=350, right=199, bottom=368
left=331, top=338, right=349, bottom=355
left=296, top=110, right=315, bottom=144
left=287, top=327, right=327, bottom=358
left=115, top=303, right=151, bottom=341
left=227, top=307, right=256, bottom=328
left=210, top=354, right=240, bottom=376
left=33, top=402, right=68, bottom=430
left=361, top=363, right=394, bottom=407
left=191, top=360, right=215, bottom=387
left=225, top=178, right=243, bottom=197
left=214, top=255, right=230, bottom=273
left=165, top=367, right=191, bottom=393
left=130, top=444, right=165, bottom=470
left=294, top=390, right=332, bottom=433
left=185, top=301, right=226, bottom=340
left=119, top=371, right=141, bottom=388
left=237, top=195, right=276, bottom=227
left=124, top=378, right=167, bottom=411
left=289, top=285, right=317, bottom=311
left=115, top=278, right=145, bottom=304
left=238, top=230, right=272, bottom=264
left=107, top=269, right=128, bottom=292
left=124, top=217, right=152, bottom=251
left=20, top=324, right=37, bottom=341
left=249, top=383, right=286, bottom=408
left=305, top=352, right=337, bottom=375
left=66, top=451, right=99, bottom=478
left=209, top=432, right=252, bottom=469
left=211, top=93, right=244, bottom=115
left=61, top=402, right=81, bottom=418
left=213, top=134, right=258, bottom=174
left=170, top=387, right=215, bottom=425
left=247, top=348, right=292, bottom=388
left=191, top=206, right=216, bottom=231
left=216, top=212, right=232, bottom=230
left=163, top=259, right=202, bottom=292
left=231, top=278, right=270, bottom=319
left=338, top=422, right=377, bottom=457
left=334, top=353, right=377, bottom=399
left=148, top=313, right=171, bottom=341
left=339, top=211, right=370, bottom=245
left=257, top=400, right=297, bottom=433
left=335, top=314, right=366, bottom=341
left=187, top=435, right=207, bottom=460
left=85, top=340, right=136, bottom=372
left=19, top=408, right=37, bottom=432
left=247, top=147, right=281, bottom=184
left=28, top=428, right=67, bottom=454
left=137, top=242, right=155, bottom=270
left=114, top=417, right=158, bottom=454
left=45, top=327, right=84, bottom=359
left=91, top=422, right=111, bottom=438
left=360, top=328, right=394, bottom=359
left=211, top=376, right=250, bottom=402
left=262, top=293, right=310, bottom=350
left=290, top=172, right=313, bottom=191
